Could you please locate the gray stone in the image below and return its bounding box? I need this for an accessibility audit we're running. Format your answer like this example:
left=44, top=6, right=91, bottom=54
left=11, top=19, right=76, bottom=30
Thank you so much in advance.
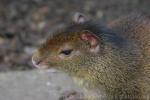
left=0, top=69, right=82, bottom=100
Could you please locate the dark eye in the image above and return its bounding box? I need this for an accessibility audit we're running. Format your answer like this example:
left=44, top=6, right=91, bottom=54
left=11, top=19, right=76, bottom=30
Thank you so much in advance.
left=60, top=49, right=73, bottom=55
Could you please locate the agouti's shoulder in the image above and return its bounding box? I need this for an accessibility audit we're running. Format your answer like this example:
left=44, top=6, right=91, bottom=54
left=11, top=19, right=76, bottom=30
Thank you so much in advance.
left=108, top=13, right=150, bottom=54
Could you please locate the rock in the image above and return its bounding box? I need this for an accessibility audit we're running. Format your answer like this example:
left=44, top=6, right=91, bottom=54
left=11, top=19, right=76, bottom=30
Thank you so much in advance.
left=0, top=69, right=83, bottom=100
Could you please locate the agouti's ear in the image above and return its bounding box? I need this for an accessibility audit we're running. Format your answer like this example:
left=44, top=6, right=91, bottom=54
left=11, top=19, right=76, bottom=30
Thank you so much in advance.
left=80, top=30, right=100, bottom=53
left=73, top=12, right=88, bottom=24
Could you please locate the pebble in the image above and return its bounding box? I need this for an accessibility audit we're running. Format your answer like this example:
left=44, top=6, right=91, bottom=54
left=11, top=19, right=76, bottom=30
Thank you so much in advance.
left=96, top=10, right=103, bottom=18
left=0, top=37, right=5, bottom=44
left=37, top=21, right=46, bottom=30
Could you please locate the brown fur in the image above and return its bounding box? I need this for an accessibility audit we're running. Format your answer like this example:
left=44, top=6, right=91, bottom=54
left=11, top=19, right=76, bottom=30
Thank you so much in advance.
left=108, top=14, right=150, bottom=99
left=32, top=14, right=150, bottom=100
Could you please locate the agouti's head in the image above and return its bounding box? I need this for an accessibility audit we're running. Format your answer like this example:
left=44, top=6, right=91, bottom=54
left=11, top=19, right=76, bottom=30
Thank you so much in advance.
left=32, top=13, right=102, bottom=73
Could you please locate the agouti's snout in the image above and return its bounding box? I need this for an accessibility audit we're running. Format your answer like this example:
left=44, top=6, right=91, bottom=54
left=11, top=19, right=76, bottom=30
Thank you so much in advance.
left=32, top=56, right=42, bottom=67
left=32, top=54, right=49, bottom=69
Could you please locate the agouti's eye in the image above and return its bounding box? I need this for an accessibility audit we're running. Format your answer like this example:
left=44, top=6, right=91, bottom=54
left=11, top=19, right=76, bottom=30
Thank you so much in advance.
left=60, top=49, right=73, bottom=55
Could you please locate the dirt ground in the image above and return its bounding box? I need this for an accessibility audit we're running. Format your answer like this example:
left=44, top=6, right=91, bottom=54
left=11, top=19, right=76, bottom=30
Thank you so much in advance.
left=0, top=0, right=150, bottom=71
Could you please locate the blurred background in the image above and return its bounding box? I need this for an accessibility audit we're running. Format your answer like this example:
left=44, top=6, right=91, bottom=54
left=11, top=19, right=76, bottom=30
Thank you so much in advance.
left=0, top=0, right=150, bottom=100
left=0, top=0, right=150, bottom=71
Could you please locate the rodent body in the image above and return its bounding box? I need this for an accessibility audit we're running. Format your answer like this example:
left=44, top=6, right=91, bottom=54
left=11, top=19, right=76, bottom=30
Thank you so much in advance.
left=32, top=13, right=150, bottom=100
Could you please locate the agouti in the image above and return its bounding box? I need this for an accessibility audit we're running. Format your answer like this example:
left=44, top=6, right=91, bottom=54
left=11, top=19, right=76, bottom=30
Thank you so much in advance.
left=32, top=13, right=150, bottom=100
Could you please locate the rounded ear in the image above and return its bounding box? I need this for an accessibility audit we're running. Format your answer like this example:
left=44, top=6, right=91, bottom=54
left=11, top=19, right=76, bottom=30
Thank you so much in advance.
left=80, top=30, right=100, bottom=53
left=73, top=12, right=88, bottom=24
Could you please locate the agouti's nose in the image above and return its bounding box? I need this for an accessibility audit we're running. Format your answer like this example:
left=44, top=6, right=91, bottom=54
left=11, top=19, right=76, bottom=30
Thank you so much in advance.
left=32, top=56, right=42, bottom=68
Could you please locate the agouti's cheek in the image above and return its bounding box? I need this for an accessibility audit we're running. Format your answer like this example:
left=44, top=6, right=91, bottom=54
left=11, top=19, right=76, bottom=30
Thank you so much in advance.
left=58, top=54, right=66, bottom=59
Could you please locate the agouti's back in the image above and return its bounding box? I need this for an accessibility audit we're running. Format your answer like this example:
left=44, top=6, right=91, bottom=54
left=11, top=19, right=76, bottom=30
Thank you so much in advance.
left=109, top=14, right=150, bottom=56
left=109, top=14, right=150, bottom=97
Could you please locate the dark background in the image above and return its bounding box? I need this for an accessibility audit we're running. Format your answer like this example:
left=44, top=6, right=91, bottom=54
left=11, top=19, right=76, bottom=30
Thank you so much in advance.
left=0, top=0, right=150, bottom=71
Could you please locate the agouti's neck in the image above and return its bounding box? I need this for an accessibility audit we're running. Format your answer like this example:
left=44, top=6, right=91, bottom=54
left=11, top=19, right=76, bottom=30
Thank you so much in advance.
left=94, top=43, right=143, bottom=96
